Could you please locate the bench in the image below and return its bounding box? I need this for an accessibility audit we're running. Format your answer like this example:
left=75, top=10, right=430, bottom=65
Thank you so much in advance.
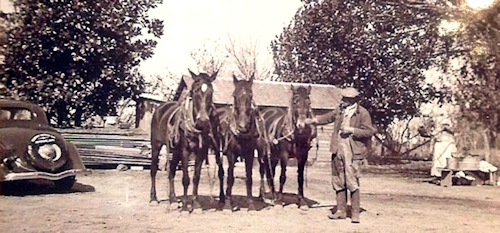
left=441, top=169, right=497, bottom=187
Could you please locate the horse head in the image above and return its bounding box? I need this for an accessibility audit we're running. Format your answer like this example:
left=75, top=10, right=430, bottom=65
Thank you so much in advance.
left=290, top=85, right=314, bottom=135
left=232, top=74, right=254, bottom=134
left=188, top=69, right=218, bottom=131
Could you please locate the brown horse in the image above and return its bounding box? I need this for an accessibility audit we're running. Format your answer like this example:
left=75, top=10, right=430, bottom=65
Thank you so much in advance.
left=217, top=74, right=275, bottom=211
left=261, top=85, right=316, bottom=209
left=150, top=70, right=224, bottom=212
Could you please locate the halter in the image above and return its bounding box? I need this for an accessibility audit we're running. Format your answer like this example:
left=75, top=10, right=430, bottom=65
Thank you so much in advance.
left=167, top=88, right=216, bottom=149
left=270, top=93, right=317, bottom=145
left=222, top=100, right=269, bottom=156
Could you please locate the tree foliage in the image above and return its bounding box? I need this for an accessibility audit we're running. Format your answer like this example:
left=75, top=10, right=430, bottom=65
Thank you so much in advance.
left=447, top=1, right=500, bottom=139
left=271, top=0, right=450, bottom=131
left=0, top=0, right=164, bottom=127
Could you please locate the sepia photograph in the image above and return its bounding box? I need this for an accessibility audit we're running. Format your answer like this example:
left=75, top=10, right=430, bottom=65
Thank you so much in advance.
left=1, top=0, right=499, bottom=232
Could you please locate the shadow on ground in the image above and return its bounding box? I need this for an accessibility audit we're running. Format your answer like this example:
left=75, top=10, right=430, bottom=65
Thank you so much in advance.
left=0, top=180, right=95, bottom=196
left=156, top=192, right=320, bottom=212
left=328, top=206, right=366, bottom=218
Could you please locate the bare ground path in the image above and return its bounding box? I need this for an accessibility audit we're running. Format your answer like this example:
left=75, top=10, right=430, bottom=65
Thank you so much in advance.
left=1, top=162, right=499, bottom=233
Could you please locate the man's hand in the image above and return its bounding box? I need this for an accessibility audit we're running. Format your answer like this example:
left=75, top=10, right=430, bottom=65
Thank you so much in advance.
left=304, top=117, right=318, bottom=125
left=340, top=126, right=354, bottom=135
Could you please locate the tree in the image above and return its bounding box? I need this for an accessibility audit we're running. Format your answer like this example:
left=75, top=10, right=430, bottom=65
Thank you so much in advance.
left=143, top=69, right=178, bottom=101
left=272, top=0, right=450, bottom=129
left=0, top=0, right=164, bottom=127
left=271, top=0, right=454, bottom=158
left=190, top=38, right=227, bottom=76
left=443, top=0, right=500, bottom=160
left=225, top=35, right=275, bottom=80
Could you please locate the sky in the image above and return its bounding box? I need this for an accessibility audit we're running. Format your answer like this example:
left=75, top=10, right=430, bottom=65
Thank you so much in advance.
left=0, top=0, right=302, bottom=78
left=140, top=0, right=303, bottom=78
left=2, top=0, right=495, bottom=78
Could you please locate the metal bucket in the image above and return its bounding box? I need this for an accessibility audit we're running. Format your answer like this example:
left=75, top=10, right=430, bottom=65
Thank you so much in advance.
left=458, top=155, right=480, bottom=170
left=447, top=157, right=459, bottom=170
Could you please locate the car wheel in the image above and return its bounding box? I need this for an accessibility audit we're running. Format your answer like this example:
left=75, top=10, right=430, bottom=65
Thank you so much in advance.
left=28, top=141, right=68, bottom=172
left=54, top=176, right=75, bottom=190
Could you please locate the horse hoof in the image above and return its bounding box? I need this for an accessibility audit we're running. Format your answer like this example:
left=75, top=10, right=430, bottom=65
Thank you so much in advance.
left=215, top=200, right=225, bottom=211
left=167, top=202, right=180, bottom=213
left=191, top=207, right=203, bottom=214
left=149, top=201, right=159, bottom=206
left=248, top=203, right=256, bottom=211
left=299, top=204, right=309, bottom=211
left=184, top=203, right=193, bottom=212
left=299, top=198, right=309, bottom=210
left=192, top=200, right=202, bottom=212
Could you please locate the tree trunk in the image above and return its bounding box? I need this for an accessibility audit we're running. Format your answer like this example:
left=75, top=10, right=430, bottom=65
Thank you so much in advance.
left=74, top=107, right=83, bottom=127
left=485, top=130, right=497, bottom=163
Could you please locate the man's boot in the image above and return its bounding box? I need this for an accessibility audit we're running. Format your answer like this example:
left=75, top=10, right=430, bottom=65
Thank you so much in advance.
left=328, top=190, right=347, bottom=219
left=351, top=189, right=360, bottom=223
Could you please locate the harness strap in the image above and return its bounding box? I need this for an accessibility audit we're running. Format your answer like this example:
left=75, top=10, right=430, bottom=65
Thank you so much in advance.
left=167, top=96, right=211, bottom=149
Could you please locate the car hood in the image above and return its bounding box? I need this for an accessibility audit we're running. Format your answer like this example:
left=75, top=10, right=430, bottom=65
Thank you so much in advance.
left=0, top=127, right=65, bottom=155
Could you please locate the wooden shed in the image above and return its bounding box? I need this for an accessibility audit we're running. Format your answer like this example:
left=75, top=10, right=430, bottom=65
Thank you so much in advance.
left=174, top=75, right=343, bottom=165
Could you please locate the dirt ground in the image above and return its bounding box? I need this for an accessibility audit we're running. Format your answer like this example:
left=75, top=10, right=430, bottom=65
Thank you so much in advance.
left=1, top=160, right=500, bottom=233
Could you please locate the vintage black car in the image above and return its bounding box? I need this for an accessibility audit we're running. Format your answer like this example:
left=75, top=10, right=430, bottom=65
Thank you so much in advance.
left=0, top=99, right=85, bottom=190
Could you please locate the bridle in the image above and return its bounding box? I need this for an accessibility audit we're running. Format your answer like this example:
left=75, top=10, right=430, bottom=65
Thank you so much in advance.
left=167, top=82, right=217, bottom=149
left=270, top=91, right=317, bottom=145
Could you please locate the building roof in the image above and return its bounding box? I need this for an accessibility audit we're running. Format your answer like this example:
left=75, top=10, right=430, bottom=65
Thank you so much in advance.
left=138, top=93, right=167, bottom=102
left=175, top=75, right=342, bottom=110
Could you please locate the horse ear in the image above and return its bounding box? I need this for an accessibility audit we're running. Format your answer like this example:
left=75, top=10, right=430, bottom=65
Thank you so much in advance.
left=208, top=70, right=218, bottom=82
left=290, top=84, right=295, bottom=92
left=249, top=73, right=254, bottom=85
left=307, top=85, right=312, bottom=94
left=233, top=73, right=238, bottom=83
left=188, top=69, right=199, bottom=81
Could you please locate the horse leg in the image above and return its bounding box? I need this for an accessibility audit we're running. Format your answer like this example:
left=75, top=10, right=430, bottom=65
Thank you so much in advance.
left=150, top=141, right=161, bottom=203
left=244, top=151, right=255, bottom=211
left=278, top=152, right=288, bottom=205
left=192, top=148, right=206, bottom=212
left=167, top=151, right=180, bottom=210
left=225, top=151, right=238, bottom=211
left=257, top=144, right=274, bottom=202
left=258, top=148, right=266, bottom=201
left=215, top=149, right=225, bottom=209
left=297, top=154, right=309, bottom=210
left=270, top=153, right=279, bottom=195
left=181, top=149, right=191, bottom=212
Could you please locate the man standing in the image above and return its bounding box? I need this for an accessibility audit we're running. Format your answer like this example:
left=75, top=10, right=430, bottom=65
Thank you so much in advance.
left=306, top=87, right=375, bottom=223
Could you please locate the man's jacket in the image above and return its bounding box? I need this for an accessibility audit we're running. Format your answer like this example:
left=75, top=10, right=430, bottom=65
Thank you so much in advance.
left=316, top=104, right=375, bottom=160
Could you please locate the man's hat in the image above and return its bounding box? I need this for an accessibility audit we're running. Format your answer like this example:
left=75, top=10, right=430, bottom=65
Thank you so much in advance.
left=340, top=87, right=360, bottom=98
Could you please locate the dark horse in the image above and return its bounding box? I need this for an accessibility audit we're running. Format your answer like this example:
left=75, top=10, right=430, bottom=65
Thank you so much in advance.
left=150, top=70, right=224, bottom=212
left=261, top=85, right=316, bottom=209
left=217, top=74, right=275, bottom=211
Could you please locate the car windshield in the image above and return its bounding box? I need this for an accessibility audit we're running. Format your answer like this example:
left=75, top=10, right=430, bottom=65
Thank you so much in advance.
left=0, top=108, right=35, bottom=120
